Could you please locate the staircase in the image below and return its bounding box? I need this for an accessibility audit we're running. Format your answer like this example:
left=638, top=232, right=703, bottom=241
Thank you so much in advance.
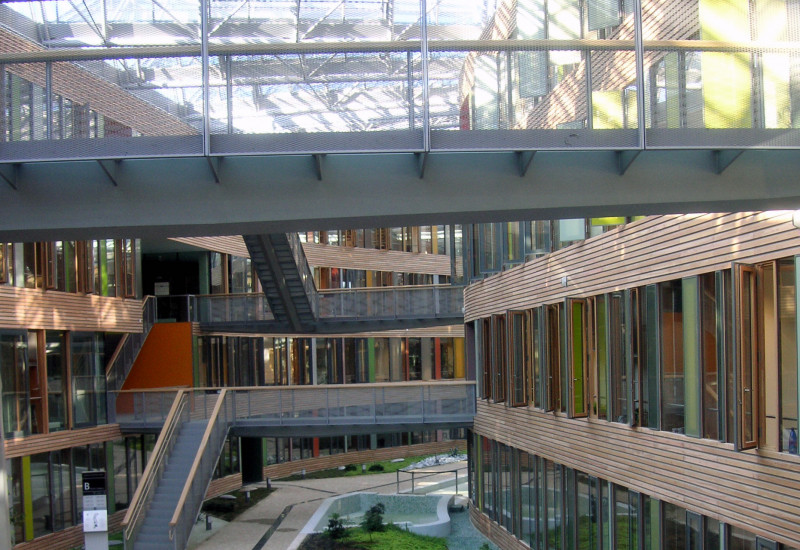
left=243, top=233, right=318, bottom=332
left=132, top=420, right=207, bottom=550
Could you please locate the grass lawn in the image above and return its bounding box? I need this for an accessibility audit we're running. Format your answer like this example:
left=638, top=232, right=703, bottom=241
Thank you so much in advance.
left=201, top=486, right=275, bottom=522
left=300, top=524, right=448, bottom=550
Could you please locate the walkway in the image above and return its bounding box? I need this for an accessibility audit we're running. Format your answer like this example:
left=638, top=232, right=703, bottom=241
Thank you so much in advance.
left=188, top=461, right=497, bottom=550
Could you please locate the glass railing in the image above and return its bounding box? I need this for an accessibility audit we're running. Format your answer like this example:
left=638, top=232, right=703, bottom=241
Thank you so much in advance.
left=3, top=0, right=799, bottom=161
left=114, top=381, right=476, bottom=430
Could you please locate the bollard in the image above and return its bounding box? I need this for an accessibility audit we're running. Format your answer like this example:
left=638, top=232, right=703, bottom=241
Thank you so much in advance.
left=205, top=514, right=212, bottom=531
left=245, top=490, right=251, bottom=503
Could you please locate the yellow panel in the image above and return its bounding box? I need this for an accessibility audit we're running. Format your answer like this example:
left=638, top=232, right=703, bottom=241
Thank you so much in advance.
left=700, top=0, right=752, bottom=128
left=591, top=217, right=627, bottom=226
left=454, top=337, right=465, bottom=379
left=592, top=90, right=624, bottom=129
left=23, top=455, right=32, bottom=541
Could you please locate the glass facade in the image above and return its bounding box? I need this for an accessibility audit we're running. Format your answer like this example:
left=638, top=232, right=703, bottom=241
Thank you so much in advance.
left=472, top=433, right=793, bottom=550
left=475, top=257, right=800, bottom=453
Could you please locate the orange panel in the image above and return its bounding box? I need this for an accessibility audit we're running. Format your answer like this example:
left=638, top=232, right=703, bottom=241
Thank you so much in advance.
left=122, top=323, right=193, bottom=390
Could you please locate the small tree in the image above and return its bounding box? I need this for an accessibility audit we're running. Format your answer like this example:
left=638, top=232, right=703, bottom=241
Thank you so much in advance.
left=325, top=513, right=347, bottom=541
left=360, top=502, right=386, bottom=541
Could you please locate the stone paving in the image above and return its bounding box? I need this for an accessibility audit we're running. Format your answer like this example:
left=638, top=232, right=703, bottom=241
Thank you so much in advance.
left=188, top=461, right=497, bottom=550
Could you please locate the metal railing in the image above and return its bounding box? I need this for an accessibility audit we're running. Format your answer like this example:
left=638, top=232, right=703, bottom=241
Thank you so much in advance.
left=163, top=286, right=462, bottom=326
left=115, top=381, right=476, bottom=431
left=287, top=232, right=320, bottom=318
left=114, top=388, right=221, bottom=427
left=106, top=296, right=156, bottom=422
left=122, top=389, right=189, bottom=550
left=316, top=285, right=463, bottom=321
left=4, top=0, right=800, bottom=161
left=169, top=390, right=231, bottom=550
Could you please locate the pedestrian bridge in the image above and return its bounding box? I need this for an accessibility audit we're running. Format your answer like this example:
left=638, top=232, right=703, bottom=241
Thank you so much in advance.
left=117, top=382, right=475, bottom=549
left=114, top=381, right=476, bottom=436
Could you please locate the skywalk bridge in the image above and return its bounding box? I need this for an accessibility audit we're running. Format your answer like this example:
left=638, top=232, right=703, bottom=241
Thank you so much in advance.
left=180, top=285, right=464, bottom=333
left=115, top=382, right=475, bottom=550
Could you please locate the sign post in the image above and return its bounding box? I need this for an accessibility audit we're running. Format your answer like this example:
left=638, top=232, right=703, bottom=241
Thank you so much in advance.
left=82, top=471, right=108, bottom=550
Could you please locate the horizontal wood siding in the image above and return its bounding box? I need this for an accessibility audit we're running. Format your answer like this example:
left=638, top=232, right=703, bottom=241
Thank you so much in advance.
left=169, top=237, right=453, bottom=277
left=13, top=509, right=126, bottom=550
left=465, top=211, right=800, bottom=321
left=0, top=286, right=142, bottom=333
left=474, top=401, right=800, bottom=547
left=205, top=440, right=467, bottom=499
left=5, top=424, right=123, bottom=459
left=469, top=504, right=530, bottom=550
left=170, top=236, right=250, bottom=258
left=303, top=242, right=452, bottom=275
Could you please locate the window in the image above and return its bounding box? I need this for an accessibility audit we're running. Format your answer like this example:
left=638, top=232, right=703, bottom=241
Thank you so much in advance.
left=660, top=280, right=685, bottom=433
left=508, top=310, right=530, bottom=407
left=567, top=298, right=589, bottom=417
left=735, top=263, right=759, bottom=450
left=609, top=292, right=628, bottom=423
left=492, top=314, right=507, bottom=402
left=545, top=304, right=562, bottom=412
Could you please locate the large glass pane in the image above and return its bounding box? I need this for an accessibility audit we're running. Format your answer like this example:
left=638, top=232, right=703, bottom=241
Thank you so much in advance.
left=510, top=311, right=530, bottom=406
left=30, top=453, right=51, bottom=538
left=46, top=331, right=67, bottom=432
left=643, top=285, right=660, bottom=429
left=661, top=281, right=685, bottom=434
left=779, top=259, right=798, bottom=453
left=610, top=293, right=628, bottom=423
left=662, top=501, right=686, bottom=549
left=683, top=277, right=701, bottom=437
left=1, top=331, right=29, bottom=438
left=596, top=296, right=608, bottom=419
left=569, top=299, right=588, bottom=417
left=738, top=265, right=759, bottom=448
left=71, top=333, right=106, bottom=427
left=701, top=274, right=720, bottom=440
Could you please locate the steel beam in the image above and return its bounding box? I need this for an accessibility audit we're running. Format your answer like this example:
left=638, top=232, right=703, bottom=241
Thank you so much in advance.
left=2, top=149, right=800, bottom=241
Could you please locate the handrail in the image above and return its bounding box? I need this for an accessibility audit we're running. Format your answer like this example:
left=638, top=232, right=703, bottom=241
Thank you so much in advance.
left=122, top=389, right=188, bottom=546
left=106, top=296, right=157, bottom=423
left=168, top=389, right=229, bottom=548
left=4, top=39, right=800, bottom=65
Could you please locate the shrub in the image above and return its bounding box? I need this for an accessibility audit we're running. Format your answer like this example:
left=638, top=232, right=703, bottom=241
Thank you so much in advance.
left=361, top=503, right=386, bottom=541
left=343, top=464, right=357, bottom=472
left=368, top=463, right=385, bottom=472
left=325, top=513, right=347, bottom=540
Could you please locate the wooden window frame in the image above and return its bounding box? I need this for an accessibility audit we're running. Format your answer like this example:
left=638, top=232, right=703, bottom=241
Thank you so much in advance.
left=566, top=297, right=589, bottom=418
left=492, top=313, right=507, bottom=403
left=507, top=309, right=530, bottom=407
left=734, top=262, right=760, bottom=450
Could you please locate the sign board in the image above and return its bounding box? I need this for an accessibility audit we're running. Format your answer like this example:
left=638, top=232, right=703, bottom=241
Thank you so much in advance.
left=154, top=281, right=170, bottom=296
left=82, top=471, right=106, bottom=496
left=83, top=510, right=108, bottom=533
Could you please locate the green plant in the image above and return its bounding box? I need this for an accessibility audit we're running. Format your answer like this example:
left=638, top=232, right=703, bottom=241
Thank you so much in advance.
left=480, top=543, right=491, bottom=550
left=360, top=502, right=386, bottom=541
left=368, top=463, right=385, bottom=472
left=325, top=513, right=347, bottom=540
left=343, top=464, right=357, bottom=472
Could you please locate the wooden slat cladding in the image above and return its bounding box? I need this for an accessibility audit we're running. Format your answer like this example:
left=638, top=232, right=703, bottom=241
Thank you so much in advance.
left=473, top=402, right=800, bottom=547
left=469, top=505, right=530, bottom=550
left=13, top=510, right=126, bottom=550
left=168, top=237, right=453, bottom=277
left=5, top=424, right=123, bottom=459
left=170, top=236, right=250, bottom=259
left=302, top=242, right=452, bottom=276
left=0, top=286, right=142, bottom=333
left=465, top=211, right=800, bottom=321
